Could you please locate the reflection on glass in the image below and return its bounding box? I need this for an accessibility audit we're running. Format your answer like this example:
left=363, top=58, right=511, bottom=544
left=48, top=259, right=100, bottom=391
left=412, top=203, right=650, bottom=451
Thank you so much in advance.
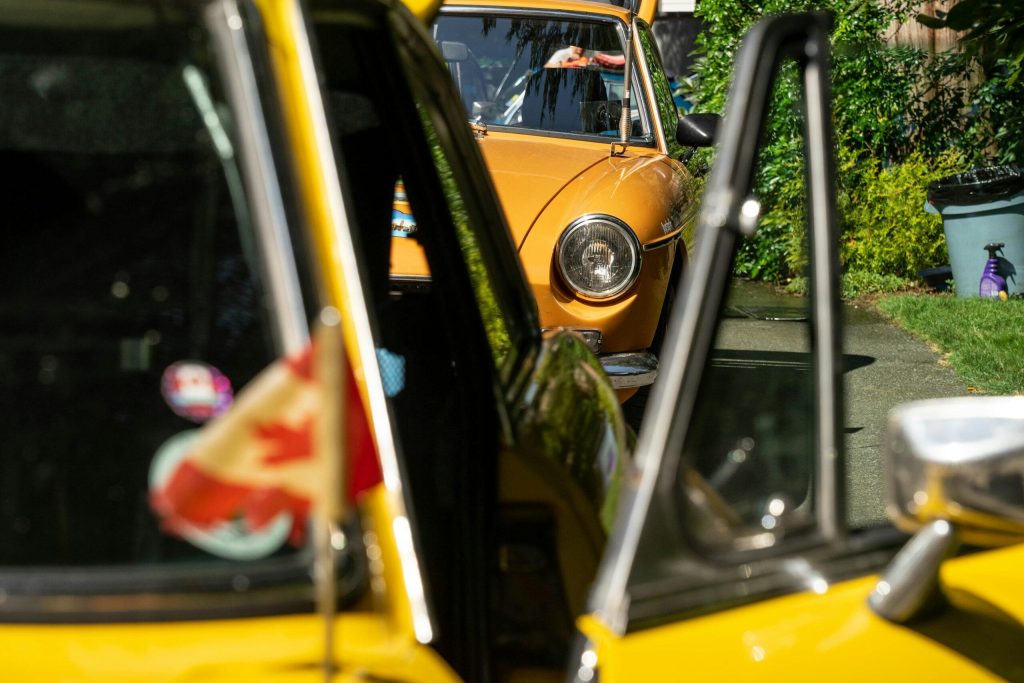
left=413, top=103, right=513, bottom=368
left=0, top=3, right=289, bottom=567
left=678, top=276, right=815, bottom=551
left=432, top=15, right=646, bottom=138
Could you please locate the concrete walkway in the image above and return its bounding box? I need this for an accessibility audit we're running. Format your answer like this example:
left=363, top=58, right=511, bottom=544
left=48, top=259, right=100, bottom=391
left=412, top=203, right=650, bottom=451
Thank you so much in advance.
left=625, top=281, right=968, bottom=529
left=843, top=300, right=967, bottom=526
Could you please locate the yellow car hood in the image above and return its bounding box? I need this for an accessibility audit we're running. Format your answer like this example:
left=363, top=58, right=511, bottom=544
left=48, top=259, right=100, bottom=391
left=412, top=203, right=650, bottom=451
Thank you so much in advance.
left=478, top=134, right=610, bottom=248
left=580, top=541, right=1024, bottom=681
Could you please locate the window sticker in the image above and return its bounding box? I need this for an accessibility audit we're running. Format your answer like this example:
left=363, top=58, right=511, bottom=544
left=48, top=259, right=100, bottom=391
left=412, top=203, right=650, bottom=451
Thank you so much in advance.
left=391, top=179, right=417, bottom=238
left=161, top=361, right=234, bottom=423
left=148, top=430, right=292, bottom=560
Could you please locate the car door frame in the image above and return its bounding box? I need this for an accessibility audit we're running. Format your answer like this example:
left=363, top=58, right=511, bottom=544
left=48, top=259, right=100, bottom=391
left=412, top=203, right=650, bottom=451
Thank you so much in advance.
left=581, top=10, right=845, bottom=640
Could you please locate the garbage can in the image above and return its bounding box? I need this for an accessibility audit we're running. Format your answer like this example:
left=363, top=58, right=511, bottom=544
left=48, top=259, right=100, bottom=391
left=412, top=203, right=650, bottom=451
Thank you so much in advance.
left=925, top=166, right=1024, bottom=298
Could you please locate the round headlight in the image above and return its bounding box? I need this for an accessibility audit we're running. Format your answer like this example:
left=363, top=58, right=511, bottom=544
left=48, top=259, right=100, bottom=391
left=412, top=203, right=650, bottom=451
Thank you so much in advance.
left=556, top=215, right=641, bottom=300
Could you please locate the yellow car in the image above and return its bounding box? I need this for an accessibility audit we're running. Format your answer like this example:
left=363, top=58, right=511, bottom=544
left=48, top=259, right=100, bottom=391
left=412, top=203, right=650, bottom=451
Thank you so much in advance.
left=0, top=0, right=625, bottom=679
left=4, top=1, right=1022, bottom=681
left=573, top=12, right=1024, bottom=682
left=391, top=0, right=718, bottom=397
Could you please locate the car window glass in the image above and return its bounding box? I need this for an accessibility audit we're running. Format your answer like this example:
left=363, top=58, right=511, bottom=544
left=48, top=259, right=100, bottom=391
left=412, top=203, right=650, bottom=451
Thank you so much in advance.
left=432, top=14, right=649, bottom=140
left=0, top=4, right=302, bottom=567
left=637, top=20, right=684, bottom=158
left=626, top=90, right=819, bottom=610
left=415, top=104, right=513, bottom=367
left=677, top=275, right=814, bottom=551
left=315, top=14, right=524, bottom=375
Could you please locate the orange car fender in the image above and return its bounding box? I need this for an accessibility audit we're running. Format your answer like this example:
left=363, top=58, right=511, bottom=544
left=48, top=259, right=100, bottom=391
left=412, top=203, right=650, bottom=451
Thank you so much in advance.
left=517, top=152, right=690, bottom=352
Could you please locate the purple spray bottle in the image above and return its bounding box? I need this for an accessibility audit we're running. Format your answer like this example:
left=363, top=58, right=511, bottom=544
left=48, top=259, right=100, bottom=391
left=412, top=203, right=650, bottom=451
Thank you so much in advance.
left=979, top=242, right=1008, bottom=299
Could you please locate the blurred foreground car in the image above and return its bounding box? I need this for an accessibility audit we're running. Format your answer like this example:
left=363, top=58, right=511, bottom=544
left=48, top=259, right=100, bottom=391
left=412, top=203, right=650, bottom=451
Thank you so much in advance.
left=391, top=0, right=718, bottom=396
left=571, top=12, right=1024, bottom=682
left=0, top=0, right=626, bottom=680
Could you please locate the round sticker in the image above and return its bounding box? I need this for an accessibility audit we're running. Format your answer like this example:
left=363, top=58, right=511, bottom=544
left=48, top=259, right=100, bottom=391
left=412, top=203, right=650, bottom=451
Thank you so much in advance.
left=161, top=361, right=233, bottom=423
left=149, top=430, right=292, bottom=561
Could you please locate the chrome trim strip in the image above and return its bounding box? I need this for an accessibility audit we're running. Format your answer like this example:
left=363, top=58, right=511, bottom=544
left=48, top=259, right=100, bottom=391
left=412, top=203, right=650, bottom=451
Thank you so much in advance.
left=599, top=351, right=657, bottom=388
left=0, top=548, right=368, bottom=621
left=586, top=214, right=727, bottom=635
left=207, top=0, right=309, bottom=355
left=0, top=587, right=311, bottom=622
left=288, top=1, right=434, bottom=644
left=389, top=274, right=433, bottom=283
left=642, top=230, right=682, bottom=252
left=631, top=17, right=667, bottom=154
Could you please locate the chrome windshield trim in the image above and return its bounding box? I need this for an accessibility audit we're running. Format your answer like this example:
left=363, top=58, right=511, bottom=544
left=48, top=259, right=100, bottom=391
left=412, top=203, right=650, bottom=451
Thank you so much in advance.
left=804, top=49, right=845, bottom=542
left=206, top=0, right=309, bottom=355
left=631, top=17, right=667, bottom=155
left=288, top=1, right=434, bottom=644
left=389, top=274, right=433, bottom=283
left=586, top=203, right=731, bottom=635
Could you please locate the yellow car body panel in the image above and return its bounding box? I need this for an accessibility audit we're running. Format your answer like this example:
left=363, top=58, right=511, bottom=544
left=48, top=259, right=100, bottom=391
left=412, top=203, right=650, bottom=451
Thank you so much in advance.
left=400, top=0, right=444, bottom=24
left=578, top=542, right=1024, bottom=681
left=0, top=604, right=454, bottom=683
left=257, top=0, right=368, bottom=374
left=446, top=0, right=632, bottom=20
left=246, top=1, right=456, bottom=676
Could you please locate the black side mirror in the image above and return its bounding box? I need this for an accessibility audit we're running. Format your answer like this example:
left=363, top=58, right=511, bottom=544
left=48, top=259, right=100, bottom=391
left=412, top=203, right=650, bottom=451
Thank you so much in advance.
left=675, top=113, right=720, bottom=148
left=440, top=40, right=469, bottom=62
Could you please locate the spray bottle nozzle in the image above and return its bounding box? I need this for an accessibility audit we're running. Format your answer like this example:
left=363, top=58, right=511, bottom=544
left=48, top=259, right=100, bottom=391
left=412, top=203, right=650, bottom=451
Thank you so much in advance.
left=985, top=242, right=1005, bottom=259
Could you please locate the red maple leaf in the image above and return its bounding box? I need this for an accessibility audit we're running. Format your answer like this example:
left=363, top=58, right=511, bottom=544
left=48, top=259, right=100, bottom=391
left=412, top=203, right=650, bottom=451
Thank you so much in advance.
left=255, top=417, right=314, bottom=465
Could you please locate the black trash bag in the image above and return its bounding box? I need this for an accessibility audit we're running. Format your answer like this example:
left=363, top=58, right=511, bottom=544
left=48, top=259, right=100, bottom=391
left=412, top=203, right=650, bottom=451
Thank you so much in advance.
left=927, top=165, right=1024, bottom=206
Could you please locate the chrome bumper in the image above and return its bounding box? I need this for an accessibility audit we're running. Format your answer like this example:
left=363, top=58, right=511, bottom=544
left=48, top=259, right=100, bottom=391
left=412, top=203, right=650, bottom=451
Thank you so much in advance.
left=599, top=351, right=658, bottom=389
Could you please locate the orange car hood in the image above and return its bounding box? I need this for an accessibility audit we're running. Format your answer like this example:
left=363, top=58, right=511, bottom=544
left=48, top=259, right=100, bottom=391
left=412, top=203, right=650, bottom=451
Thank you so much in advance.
left=478, top=135, right=609, bottom=248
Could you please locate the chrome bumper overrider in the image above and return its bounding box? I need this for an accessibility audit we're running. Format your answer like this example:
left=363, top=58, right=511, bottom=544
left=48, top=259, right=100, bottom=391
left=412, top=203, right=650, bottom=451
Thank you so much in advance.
left=599, top=351, right=658, bottom=389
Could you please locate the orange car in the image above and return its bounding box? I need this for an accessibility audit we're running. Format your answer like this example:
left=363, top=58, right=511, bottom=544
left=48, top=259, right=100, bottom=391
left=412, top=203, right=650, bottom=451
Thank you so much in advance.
left=391, top=0, right=716, bottom=396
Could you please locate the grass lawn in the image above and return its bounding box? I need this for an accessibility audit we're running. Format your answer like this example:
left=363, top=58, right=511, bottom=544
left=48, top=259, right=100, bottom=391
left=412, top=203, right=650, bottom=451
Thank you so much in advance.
left=875, top=294, right=1024, bottom=395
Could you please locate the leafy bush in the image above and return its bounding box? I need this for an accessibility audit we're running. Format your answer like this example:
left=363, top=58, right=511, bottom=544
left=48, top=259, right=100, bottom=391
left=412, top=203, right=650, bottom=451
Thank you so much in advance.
left=841, top=151, right=964, bottom=277
left=689, top=0, right=1017, bottom=282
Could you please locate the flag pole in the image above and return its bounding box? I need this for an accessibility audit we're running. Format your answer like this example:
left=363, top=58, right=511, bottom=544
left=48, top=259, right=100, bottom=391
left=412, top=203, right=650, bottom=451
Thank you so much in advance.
left=313, top=307, right=345, bottom=681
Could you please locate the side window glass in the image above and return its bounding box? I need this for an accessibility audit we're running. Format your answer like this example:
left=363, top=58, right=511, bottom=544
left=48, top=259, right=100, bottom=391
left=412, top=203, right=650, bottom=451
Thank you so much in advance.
left=637, top=21, right=683, bottom=157
left=312, top=7, right=527, bottom=387
left=677, top=274, right=814, bottom=551
left=0, top=32, right=290, bottom=566
left=410, top=102, right=513, bottom=369
left=631, top=77, right=817, bottom=582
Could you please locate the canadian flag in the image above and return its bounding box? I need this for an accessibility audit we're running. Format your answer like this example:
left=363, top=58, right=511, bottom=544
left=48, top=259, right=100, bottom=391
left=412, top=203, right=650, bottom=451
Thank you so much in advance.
left=150, top=322, right=382, bottom=546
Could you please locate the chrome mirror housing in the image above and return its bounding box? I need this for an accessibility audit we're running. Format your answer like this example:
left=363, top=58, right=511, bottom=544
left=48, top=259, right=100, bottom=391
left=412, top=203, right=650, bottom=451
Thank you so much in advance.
left=886, top=396, right=1024, bottom=547
left=871, top=396, right=1024, bottom=623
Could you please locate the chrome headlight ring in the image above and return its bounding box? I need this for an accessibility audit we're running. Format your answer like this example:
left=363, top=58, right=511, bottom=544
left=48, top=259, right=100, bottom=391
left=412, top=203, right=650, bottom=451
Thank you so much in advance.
left=556, top=214, right=642, bottom=300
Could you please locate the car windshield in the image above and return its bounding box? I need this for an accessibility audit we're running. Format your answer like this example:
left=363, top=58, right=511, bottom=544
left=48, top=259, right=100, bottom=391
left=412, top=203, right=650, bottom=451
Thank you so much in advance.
left=432, top=14, right=646, bottom=138
left=0, top=1, right=304, bottom=569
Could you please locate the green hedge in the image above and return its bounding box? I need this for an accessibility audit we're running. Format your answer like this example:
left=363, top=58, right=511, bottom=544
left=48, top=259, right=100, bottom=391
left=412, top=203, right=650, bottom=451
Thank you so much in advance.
left=686, top=0, right=1022, bottom=283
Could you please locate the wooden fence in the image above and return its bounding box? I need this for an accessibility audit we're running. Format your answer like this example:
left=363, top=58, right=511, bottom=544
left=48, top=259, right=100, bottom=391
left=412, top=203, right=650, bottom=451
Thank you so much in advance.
left=886, top=0, right=960, bottom=52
